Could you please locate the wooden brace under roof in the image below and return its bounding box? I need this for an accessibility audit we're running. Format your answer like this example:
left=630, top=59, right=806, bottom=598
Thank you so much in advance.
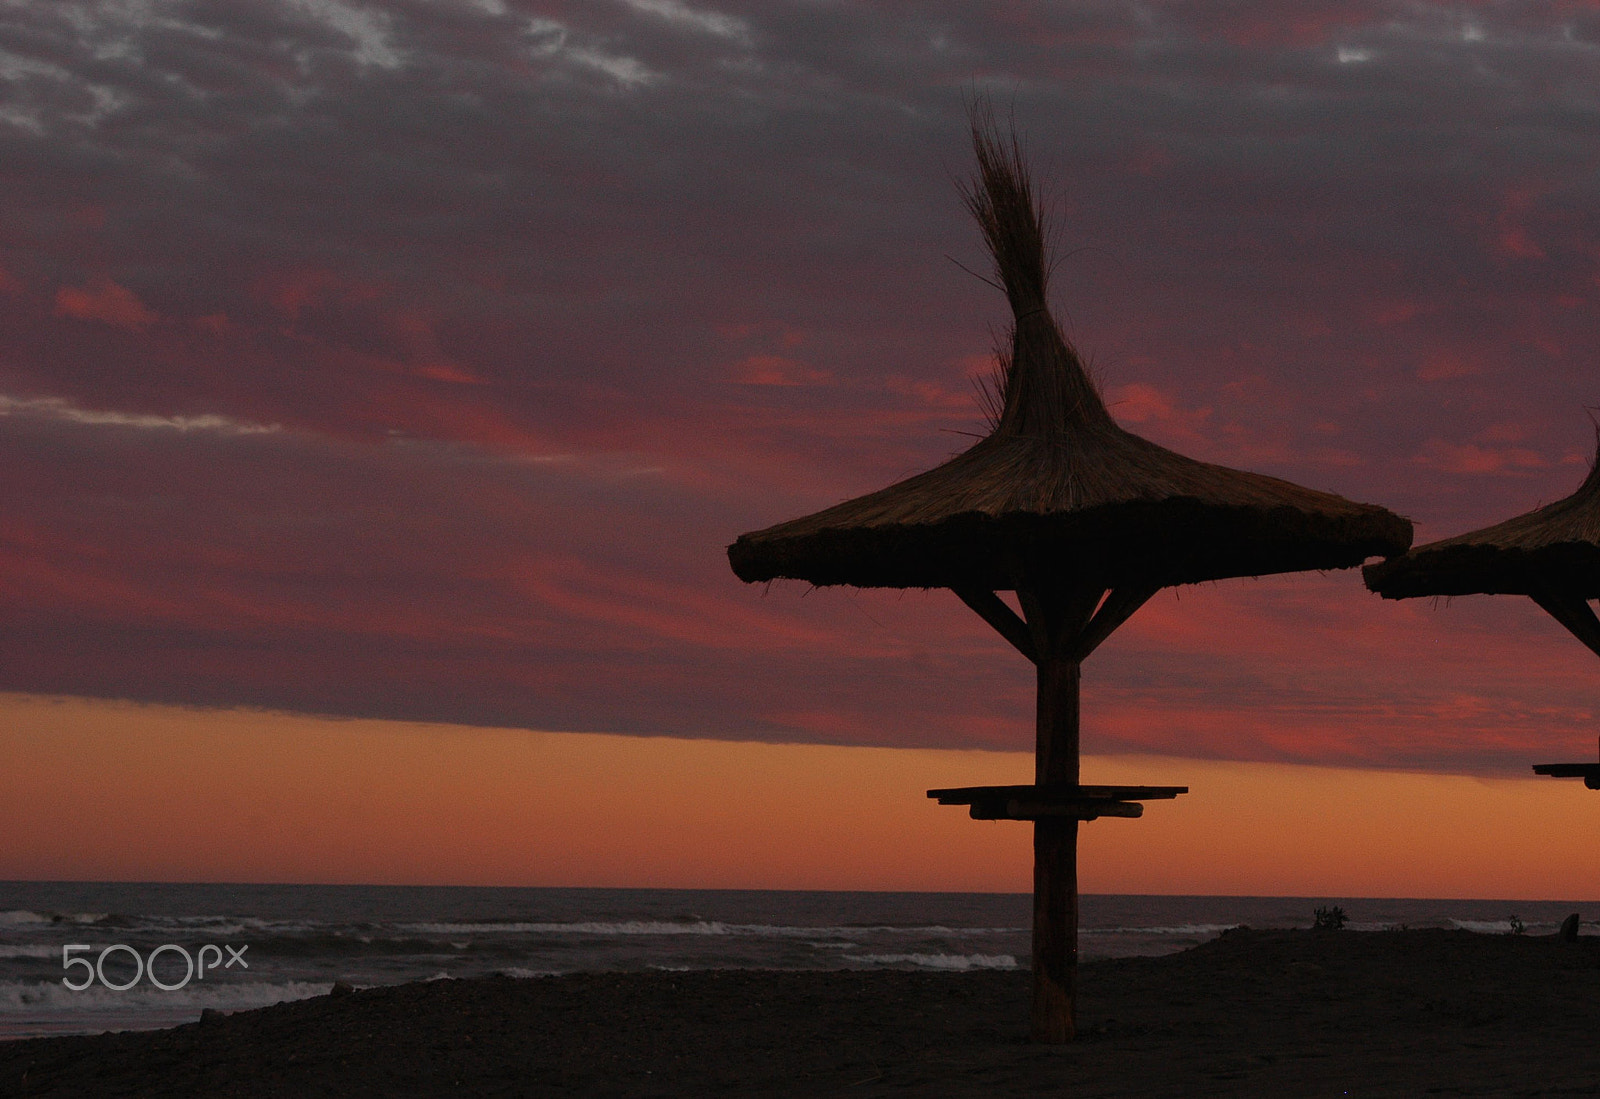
left=1529, top=589, right=1600, bottom=661
left=953, top=584, right=1158, bottom=665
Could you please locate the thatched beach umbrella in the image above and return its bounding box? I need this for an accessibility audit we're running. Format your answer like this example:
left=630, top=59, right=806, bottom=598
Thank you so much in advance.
left=1365, top=436, right=1600, bottom=782
left=1364, top=440, right=1600, bottom=618
left=729, top=119, right=1413, bottom=1043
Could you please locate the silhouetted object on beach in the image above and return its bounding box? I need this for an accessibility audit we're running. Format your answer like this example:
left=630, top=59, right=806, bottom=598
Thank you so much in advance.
left=1365, top=437, right=1600, bottom=786
left=728, top=111, right=1413, bottom=1043
left=1313, top=905, right=1349, bottom=931
left=1560, top=913, right=1581, bottom=941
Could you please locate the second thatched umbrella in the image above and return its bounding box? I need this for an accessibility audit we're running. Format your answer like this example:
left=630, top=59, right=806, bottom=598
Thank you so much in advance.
left=1365, top=436, right=1600, bottom=781
left=729, top=119, right=1413, bottom=1043
left=1364, top=439, right=1600, bottom=615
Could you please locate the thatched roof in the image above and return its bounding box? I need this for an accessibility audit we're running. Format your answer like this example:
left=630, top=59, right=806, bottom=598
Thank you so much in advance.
left=1364, top=436, right=1600, bottom=600
left=728, top=121, right=1413, bottom=592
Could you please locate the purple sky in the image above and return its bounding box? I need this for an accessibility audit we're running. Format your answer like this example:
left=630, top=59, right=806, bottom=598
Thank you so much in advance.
left=3, top=0, right=1599, bottom=774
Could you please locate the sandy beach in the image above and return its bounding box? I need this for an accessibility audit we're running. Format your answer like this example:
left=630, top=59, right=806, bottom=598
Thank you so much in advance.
left=1, top=927, right=1597, bottom=1097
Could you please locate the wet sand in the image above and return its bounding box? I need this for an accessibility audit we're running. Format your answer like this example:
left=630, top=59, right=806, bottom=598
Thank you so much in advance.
left=2, top=928, right=1598, bottom=1097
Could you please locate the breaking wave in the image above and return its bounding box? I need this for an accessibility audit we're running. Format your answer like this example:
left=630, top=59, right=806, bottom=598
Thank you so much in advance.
left=395, top=920, right=1019, bottom=939
left=844, top=953, right=1018, bottom=971
left=0, top=978, right=328, bottom=1014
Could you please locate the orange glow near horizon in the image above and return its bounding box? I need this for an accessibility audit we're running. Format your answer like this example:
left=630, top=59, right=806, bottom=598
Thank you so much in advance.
left=3, top=693, right=1599, bottom=900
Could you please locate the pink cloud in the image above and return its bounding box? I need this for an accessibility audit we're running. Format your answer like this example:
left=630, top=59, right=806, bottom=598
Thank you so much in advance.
left=1414, top=438, right=1548, bottom=475
left=1209, top=8, right=1379, bottom=48
left=883, top=372, right=979, bottom=413
left=258, top=269, right=386, bottom=320
left=729, top=354, right=832, bottom=386
left=1478, top=421, right=1528, bottom=444
left=1416, top=350, right=1482, bottom=382
left=1370, top=300, right=1422, bottom=326
left=1106, top=381, right=1213, bottom=446
left=1494, top=183, right=1549, bottom=259
left=54, top=278, right=157, bottom=331
left=412, top=362, right=485, bottom=384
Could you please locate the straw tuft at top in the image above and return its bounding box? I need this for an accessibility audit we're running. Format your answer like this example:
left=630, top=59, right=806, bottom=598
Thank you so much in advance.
left=960, top=110, right=1110, bottom=440
left=962, top=108, right=1050, bottom=319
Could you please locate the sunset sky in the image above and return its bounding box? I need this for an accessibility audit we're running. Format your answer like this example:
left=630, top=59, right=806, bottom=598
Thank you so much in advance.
left=4, top=0, right=1600, bottom=896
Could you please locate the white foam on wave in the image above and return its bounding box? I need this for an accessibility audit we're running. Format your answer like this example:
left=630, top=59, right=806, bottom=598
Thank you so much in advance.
left=845, top=953, right=1018, bottom=971
left=1450, top=918, right=1553, bottom=934
left=0, top=912, right=48, bottom=928
left=0, top=911, right=288, bottom=936
left=0, top=978, right=329, bottom=1014
left=0, top=911, right=107, bottom=928
left=113, top=915, right=325, bottom=938
left=1081, top=923, right=1239, bottom=937
left=0, top=945, right=58, bottom=959
left=395, top=920, right=1020, bottom=939
left=400, top=919, right=736, bottom=936
left=166, top=916, right=282, bottom=934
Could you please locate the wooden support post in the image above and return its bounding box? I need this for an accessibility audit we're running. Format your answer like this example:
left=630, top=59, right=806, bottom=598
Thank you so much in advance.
left=1031, top=646, right=1080, bottom=1044
left=954, top=576, right=1158, bottom=1045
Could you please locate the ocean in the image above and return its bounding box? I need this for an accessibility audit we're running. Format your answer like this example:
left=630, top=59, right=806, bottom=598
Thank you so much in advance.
left=1, top=882, right=1593, bottom=1040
